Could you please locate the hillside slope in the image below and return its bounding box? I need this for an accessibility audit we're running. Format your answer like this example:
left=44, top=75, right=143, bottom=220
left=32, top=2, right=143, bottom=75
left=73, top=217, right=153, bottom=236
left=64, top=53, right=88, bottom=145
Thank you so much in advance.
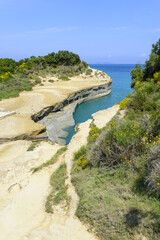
left=72, top=39, right=160, bottom=240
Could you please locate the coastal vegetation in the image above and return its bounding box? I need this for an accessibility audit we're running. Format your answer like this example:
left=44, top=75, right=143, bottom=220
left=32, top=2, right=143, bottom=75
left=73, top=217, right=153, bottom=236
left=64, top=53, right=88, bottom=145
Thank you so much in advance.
left=0, top=51, right=88, bottom=100
left=72, top=39, right=160, bottom=239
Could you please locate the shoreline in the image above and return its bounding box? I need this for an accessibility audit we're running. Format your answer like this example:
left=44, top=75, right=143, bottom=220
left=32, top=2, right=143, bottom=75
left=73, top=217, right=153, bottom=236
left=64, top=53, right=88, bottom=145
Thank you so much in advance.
left=0, top=69, right=112, bottom=142
left=38, top=88, right=111, bottom=145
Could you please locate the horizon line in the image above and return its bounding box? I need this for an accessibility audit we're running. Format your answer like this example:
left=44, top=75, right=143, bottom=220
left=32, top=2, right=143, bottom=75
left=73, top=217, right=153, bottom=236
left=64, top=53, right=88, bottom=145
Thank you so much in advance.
left=89, top=63, right=144, bottom=65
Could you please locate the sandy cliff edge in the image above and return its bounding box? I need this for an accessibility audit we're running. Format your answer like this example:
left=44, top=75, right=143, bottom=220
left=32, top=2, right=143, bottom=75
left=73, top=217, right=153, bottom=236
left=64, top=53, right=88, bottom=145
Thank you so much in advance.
left=0, top=69, right=112, bottom=141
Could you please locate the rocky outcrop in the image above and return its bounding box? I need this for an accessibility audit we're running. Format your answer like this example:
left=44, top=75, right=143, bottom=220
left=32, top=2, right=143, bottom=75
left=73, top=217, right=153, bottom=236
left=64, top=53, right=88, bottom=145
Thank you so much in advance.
left=0, top=114, right=46, bottom=142
left=36, top=82, right=112, bottom=144
left=32, top=82, right=111, bottom=122
left=0, top=109, right=17, bottom=120
left=0, top=69, right=112, bottom=142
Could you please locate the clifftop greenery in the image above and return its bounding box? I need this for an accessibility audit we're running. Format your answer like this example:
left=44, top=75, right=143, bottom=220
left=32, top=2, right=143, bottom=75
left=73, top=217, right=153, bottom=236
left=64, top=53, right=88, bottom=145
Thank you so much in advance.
left=0, top=51, right=88, bottom=100
left=72, top=39, right=160, bottom=240
left=131, top=38, right=160, bottom=88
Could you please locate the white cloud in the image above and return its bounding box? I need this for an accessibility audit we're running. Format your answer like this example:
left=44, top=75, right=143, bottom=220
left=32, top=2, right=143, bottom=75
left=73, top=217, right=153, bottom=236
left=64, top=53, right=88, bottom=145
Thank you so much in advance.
left=96, top=26, right=128, bottom=31
left=152, top=28, right=160, bottom=32
left=45, top=26, right=80, bottom=32
left=139, top=53, right=148, bottom=58
left=146, top=28, right=160, bottom=33
left=0, top=26, right=80, bottom=39
left=110, top=26, right=128, bottom=31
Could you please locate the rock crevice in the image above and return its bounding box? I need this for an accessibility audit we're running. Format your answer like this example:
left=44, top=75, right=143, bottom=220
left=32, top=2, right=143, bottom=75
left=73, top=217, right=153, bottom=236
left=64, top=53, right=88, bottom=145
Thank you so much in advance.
left=32, top=82, right=111, bottom=122
left=35, top=82, right=112, bottom=144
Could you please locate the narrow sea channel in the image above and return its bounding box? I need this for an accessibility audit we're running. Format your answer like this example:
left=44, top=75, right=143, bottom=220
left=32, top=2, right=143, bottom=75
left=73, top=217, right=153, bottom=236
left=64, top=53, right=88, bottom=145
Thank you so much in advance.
left=64, top=64, right=135, bottom=145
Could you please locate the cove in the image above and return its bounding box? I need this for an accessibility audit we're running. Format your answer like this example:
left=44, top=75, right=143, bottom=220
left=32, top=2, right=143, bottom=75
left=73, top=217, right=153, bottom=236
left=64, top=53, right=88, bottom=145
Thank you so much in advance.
left=64, top=64, right=135, bottom=145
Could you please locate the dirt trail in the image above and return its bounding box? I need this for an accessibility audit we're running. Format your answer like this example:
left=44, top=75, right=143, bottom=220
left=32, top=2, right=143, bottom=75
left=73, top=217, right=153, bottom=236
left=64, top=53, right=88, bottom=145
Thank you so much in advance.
left=65, top=119, right=92, bottom=218
left=0, top=121, right=98, bottom=240
left=22, top=119, right=98, bottom=240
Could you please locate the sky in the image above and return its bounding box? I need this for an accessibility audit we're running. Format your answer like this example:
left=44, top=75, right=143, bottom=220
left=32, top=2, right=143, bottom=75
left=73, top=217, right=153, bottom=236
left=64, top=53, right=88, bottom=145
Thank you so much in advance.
left=0, top=0, right=160, bottom=64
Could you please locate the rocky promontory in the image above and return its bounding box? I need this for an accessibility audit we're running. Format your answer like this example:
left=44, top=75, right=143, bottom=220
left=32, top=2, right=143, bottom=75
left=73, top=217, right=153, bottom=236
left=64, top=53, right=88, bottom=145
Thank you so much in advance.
left=0, top=68, right=112, bottom=142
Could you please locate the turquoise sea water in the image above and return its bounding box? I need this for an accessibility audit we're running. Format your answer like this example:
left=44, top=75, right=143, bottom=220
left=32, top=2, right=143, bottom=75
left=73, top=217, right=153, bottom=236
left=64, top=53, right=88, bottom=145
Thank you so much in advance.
left=65, top=64, right=135, bottom=145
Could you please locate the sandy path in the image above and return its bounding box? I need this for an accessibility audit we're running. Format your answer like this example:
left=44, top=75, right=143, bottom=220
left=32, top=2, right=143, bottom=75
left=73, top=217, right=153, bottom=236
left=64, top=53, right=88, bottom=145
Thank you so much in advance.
left=22, top=119, right=98, bottom=240
left=65, top=119, right=92, bottom=217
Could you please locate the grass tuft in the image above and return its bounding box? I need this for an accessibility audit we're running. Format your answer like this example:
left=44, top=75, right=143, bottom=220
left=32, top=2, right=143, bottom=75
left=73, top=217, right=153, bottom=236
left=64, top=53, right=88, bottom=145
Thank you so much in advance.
left=45, top=163, right=70, bottom=213
left=31, top=146, right=67, bottom=173
left=27, top=141, right=41, bottom=151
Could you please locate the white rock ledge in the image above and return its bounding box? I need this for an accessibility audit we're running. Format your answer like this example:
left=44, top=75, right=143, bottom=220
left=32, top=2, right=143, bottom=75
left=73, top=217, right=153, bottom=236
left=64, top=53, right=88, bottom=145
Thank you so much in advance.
left=0, top=111, right=17, bottom=120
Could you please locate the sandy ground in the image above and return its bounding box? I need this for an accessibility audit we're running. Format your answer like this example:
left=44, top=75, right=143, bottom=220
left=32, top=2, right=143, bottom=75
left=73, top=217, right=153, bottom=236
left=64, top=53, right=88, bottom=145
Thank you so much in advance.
left=0, top=72, right=111, bottom=115
left=0, top=114, right=46, bottom=140
left=92, top=104, right=120, bottom=128
left=0, top=105, right=119, bottom=240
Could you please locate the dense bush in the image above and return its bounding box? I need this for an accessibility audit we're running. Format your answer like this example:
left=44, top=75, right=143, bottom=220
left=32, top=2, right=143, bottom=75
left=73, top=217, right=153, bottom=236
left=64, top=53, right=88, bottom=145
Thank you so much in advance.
left=74, top=156, right=89, bottom=171
left=0, top=58, right=18, bottom=75
left=88, top=118, right=148, bottom=168
left=126, top=82, right=160, bottom=112
left=0, top=51, right=88, bottom=100
left=130, top=64, right=143, bottom=88
left=74, top=146, right=86, bottom=161
left=119, top=97, right=131, bottom=109
left=131, top=39, right=160, bottom=85
left=58, top=74, right=70, bottom=81
left=85, top=68, right=93, bottom=75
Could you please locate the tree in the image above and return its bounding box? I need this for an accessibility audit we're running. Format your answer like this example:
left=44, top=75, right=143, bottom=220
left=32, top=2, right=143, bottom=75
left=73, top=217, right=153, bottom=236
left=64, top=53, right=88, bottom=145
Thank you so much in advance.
left=143, top=39, right=160, bottom=79
left=152, top=38, right=160, bottom=55
left=130, top=64, right=143, bottom=88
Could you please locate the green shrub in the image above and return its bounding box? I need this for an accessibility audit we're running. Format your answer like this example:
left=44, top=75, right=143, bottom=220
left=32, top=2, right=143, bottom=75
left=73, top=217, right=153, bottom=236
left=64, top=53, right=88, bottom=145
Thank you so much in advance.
left=130, top=64, right=143, bottom=88
left=34, top=78, right=41, bottom=84
left=89, top=127, right=100, bottom=136
left=74, top=146, right=86, bottom=161
left=58, top=75, right=70, bottom=81
left=49, top=79, right=54, bottom=83
left=90, top=133, right=100, bottom=142
left=74, top=156, right=89, bottom=171
left=119, top=98, right=131, bottom=109
left=89, top=119, right=148, bottom=168
left=127, top=82, right=157, bottom=112
left=85, top=68, right=93, bottom=75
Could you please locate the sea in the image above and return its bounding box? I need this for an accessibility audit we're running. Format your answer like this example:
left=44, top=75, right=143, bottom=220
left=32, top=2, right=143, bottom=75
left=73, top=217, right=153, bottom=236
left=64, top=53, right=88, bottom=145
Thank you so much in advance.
left=64, top=64, right=135, bottom=145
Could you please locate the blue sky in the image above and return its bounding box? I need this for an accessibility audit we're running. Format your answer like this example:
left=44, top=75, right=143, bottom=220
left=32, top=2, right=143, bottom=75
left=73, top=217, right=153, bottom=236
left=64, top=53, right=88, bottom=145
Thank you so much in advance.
left=0, top=0, right=160, bottom=63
